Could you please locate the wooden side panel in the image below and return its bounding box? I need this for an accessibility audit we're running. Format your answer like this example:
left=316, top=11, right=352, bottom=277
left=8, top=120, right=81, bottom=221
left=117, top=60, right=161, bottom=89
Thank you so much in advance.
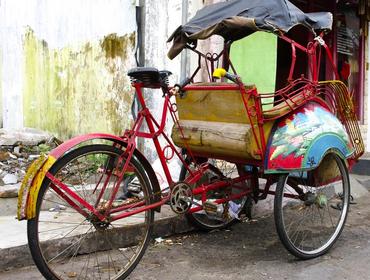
left=174, top=86, right=273, bottom=161
left=176, top=89, right=255, bottom=124
left=172, top=120, right=274, bottom=160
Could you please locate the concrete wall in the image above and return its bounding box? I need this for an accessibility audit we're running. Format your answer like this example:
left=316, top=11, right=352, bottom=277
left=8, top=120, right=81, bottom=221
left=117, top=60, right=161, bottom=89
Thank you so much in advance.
left=0, top=34, right=2, bottom=127
left=367, top=24, right=370, bottom=152
left=0, top=0, right=137, bottom=138
left=140, top=0, right=205, bottom=164
left=0, top=0, right=204, bottom=140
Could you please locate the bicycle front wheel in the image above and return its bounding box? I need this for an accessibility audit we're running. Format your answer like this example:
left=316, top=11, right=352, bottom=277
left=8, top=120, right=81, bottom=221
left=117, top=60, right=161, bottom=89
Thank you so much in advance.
left=274, top=153, right=350, bottom=259
left=28, top=144, right=154, bottom=279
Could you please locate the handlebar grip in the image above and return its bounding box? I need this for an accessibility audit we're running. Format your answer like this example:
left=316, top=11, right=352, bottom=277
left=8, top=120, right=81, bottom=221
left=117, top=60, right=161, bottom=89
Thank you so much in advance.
left=224, top=73, right=239, bottom=84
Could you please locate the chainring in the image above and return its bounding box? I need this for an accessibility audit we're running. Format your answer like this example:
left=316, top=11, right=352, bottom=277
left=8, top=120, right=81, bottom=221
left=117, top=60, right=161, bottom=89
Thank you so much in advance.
left=170, top=182, right=193, bottom=214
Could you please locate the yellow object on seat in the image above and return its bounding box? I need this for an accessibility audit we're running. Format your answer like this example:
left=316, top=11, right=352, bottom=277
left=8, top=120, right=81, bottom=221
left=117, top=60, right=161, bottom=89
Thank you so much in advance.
left=212, top=68, right=227, bottom=79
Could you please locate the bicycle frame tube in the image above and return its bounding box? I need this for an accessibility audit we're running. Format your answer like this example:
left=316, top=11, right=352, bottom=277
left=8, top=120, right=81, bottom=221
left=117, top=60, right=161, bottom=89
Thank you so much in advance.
left=33, top=82, right=203, bottom=223
left=132, top=83, right=191, bottom=186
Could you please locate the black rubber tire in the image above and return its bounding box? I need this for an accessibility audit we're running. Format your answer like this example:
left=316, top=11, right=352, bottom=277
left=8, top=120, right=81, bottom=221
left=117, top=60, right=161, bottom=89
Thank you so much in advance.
left=274, top=153, right=350, bottom=259
left=179, top=158, right=248, bottom=231
left=28, top=144, right=154, bottom=279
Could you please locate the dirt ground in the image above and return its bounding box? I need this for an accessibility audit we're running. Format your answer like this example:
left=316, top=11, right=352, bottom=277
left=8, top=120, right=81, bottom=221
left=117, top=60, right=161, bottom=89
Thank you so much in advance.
left=2, top=192, right=370, bottom=280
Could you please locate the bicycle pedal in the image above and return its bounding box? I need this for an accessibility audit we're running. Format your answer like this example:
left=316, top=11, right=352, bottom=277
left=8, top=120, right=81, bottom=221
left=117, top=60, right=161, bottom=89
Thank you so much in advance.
left=203, top=200, right=226, bottom=218
left=203, top=201, right=218, bottom=214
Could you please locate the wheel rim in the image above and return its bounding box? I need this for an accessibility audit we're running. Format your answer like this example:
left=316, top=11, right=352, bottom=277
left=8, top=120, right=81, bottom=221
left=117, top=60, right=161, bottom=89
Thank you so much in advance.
left=34, top=148, right=152, bottom=279
left=279, top=154, right=349, bottom=255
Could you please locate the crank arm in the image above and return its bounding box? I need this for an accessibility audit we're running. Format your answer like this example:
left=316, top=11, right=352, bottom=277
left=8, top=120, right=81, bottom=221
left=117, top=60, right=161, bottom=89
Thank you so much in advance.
left=180, top=196, right=202, bottom=208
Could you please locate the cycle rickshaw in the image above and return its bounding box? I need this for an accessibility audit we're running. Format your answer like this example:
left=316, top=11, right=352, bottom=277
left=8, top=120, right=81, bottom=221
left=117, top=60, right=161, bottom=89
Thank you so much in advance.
left=17, top=0, right=365, bottom=279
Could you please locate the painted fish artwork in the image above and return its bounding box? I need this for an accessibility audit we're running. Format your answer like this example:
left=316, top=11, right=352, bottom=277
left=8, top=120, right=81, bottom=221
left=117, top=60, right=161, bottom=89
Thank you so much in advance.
left=266, top=102, right=353, bottom=172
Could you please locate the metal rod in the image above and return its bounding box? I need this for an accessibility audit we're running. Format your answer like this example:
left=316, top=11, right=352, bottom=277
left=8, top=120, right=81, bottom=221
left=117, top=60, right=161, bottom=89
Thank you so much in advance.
left=180, top=0, right=189, bottom=81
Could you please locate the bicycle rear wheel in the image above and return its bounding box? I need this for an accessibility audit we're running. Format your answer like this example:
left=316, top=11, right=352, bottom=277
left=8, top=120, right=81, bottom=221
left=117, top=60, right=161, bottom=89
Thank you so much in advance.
left=180, top=158, right=249, bottom=231
left=28, top=144, right=154, bottom=279
left=274, top=153, right=350, bottom=259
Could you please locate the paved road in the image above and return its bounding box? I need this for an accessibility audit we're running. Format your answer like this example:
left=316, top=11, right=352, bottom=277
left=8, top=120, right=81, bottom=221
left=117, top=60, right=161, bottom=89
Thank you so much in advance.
left=2, top=193, right=370, bottom=280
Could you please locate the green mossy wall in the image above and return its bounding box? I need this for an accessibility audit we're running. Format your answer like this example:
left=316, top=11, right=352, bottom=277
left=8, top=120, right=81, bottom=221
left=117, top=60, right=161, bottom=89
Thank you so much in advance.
left=23, top=28, right=135, bottom=139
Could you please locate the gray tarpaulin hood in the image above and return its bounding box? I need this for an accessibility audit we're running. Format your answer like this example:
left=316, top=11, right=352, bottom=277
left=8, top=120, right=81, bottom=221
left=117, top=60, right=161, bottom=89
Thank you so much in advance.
left=167, top=0, right=333, bottom=59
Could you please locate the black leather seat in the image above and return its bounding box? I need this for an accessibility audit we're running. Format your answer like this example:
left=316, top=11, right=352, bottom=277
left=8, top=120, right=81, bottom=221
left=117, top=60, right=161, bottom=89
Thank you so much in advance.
left=128, top=67, right=172, bottom=88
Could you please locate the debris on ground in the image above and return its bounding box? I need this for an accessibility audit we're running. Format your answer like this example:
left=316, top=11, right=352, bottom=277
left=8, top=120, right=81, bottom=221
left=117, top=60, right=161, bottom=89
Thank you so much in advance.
left=154, top=236, right=186, bottom=247
left=0, top=130, right=61, bottom=198
left=155, top=237, right=164, bottom=244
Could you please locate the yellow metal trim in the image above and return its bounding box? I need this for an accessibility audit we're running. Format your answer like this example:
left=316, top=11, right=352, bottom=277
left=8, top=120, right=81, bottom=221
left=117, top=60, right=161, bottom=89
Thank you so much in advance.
left=26, top=156, right=56, bottom=219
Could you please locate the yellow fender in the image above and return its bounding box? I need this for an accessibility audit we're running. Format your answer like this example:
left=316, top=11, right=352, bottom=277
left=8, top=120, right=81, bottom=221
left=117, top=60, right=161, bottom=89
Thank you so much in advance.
left=17, top=154, right=56, bottom=220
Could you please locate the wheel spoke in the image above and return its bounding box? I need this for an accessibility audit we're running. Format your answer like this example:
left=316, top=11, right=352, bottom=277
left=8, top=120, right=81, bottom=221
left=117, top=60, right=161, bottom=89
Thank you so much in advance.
left=28, top=145, right=154, bottom=279
left=275, top=153, right=349, bottom=258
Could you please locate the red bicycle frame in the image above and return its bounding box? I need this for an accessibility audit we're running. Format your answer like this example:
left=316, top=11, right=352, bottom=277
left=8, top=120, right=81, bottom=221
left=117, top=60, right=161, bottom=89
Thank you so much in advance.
left=43, top=33, right=346, bottom=224
left=44, top=78, right=254, bottom=223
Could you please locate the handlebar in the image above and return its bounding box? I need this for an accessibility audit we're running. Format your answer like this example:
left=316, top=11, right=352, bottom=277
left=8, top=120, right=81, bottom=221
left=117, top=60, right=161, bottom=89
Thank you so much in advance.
left=171, top=77, right=192, bottom=97
left=175, top=77, right=192, bottom=90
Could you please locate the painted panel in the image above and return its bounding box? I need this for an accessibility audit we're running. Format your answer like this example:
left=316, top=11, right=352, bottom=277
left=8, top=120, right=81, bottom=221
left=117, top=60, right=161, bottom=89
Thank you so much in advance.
left=230, top=32, right=277, bottom=109
left=265, top=102, right=353, bottom=173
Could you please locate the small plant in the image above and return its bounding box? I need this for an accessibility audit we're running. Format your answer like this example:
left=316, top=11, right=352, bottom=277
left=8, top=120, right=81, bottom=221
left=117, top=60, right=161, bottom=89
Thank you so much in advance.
left=38, top=144, right=52, bottom=153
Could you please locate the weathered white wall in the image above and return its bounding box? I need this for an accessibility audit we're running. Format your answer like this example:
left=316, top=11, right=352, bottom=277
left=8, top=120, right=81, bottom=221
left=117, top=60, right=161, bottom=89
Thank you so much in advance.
left=367, top=23, right=370, bottom=152
left=0, top=0, right=136, bottom=132
left=142, top=0, right=204, bottom=163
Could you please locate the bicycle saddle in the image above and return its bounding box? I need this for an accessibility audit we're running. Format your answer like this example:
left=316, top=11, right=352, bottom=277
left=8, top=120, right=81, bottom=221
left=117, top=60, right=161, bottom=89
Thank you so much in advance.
left=128, top=67, right=172, bottom=88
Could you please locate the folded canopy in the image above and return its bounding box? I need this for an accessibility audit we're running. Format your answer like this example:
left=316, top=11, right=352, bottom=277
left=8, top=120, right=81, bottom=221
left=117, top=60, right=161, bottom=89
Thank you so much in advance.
left=167, top=0, right=333, bottom=59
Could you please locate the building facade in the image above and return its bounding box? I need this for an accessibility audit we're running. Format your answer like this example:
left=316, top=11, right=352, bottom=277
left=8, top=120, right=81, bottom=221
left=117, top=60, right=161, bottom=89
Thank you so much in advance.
left=0, top=0, right=369, bottom=154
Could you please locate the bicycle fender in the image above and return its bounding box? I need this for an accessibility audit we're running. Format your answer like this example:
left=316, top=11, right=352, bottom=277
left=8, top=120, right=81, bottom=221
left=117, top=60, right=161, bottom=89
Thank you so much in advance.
left=17, top=154, right=56, bottom=220
left=17, top=133, right=161, bottom=220
left=264, top=102, right=353, bottom=174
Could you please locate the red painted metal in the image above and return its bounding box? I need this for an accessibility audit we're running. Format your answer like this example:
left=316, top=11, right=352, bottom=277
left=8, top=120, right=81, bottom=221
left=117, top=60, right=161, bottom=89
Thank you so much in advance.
left=279, top=34, right=309, bottom=53
left=50, top=183, right=90, bottom=218
left=49, top=133, right=129, bottom=159
left=184, top=85, right=240, bottom=91
left=191, top=174, right=251, bottom=196
left=323, top=42, right=340, bottom=80
left=188, top=189, right=252, bottom=214
left=109, top=199, right=146, bottom=214
left=288, top=42, right=297, bottom=81
left=110, top=195, right=170, bottom=221
left=93, top=171, right=112, bottom=208
left=46, top=172, right=106, bottom=221
left=103, top=145, right=136, bottom=214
